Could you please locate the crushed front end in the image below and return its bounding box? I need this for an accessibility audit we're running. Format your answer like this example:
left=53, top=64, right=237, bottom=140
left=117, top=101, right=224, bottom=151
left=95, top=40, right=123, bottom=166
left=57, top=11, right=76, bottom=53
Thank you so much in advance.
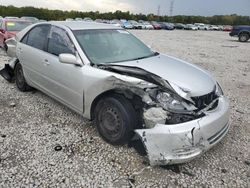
left=96, top=64, right=230, bottom=166
left=132, top=80, right=230, bottom=166
left=135, top=96, right=230, bottom=166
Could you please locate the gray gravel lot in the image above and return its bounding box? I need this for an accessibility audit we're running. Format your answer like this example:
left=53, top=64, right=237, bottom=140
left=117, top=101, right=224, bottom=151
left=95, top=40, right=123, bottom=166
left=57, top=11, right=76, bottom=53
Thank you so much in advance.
left=0, top=30, right=249, bottom=187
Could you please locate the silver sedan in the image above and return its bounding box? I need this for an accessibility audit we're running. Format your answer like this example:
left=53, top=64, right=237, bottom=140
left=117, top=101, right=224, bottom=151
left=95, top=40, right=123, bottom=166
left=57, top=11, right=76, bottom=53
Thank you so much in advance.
left=1, top=21, right=230, bottom=166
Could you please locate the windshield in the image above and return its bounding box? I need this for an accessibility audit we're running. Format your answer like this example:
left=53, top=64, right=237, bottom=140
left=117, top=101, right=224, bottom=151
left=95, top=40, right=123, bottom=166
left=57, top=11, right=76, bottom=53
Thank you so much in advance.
left=73, top=29, right=156, bottom=64
left=6, top=21, right=31, bottom=31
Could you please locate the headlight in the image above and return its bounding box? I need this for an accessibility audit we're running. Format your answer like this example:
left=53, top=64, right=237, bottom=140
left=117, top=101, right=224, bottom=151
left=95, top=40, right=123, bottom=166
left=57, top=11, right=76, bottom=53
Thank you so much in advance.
left=216, top=82, right=224, bottom=96
left=156, top=92, right=186, bottom=111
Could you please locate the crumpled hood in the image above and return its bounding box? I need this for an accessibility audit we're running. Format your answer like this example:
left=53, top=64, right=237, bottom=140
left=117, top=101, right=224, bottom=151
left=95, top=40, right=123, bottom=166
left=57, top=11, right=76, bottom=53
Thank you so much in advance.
left=115, top=54, right=216, bottom=96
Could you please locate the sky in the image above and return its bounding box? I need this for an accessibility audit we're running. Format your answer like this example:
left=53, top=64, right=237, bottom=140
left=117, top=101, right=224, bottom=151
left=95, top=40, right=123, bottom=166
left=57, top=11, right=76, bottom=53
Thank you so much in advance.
left=1, top=0, right=250, bottom=16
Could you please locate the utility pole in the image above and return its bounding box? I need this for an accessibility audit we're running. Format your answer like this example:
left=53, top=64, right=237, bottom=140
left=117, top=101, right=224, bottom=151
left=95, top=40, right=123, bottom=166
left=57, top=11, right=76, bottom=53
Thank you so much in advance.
left=157, top=5, right=161, bottom=21
left=170, top=0, right=174, bottom=17
left=170, top=0, right=174, bottom=22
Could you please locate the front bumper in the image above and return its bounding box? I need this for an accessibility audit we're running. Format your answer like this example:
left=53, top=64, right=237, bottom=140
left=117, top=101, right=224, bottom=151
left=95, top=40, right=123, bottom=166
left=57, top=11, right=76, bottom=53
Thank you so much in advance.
left=229, top=32, right=236, bottom=37
left=135, top=96, right=230, bottom=166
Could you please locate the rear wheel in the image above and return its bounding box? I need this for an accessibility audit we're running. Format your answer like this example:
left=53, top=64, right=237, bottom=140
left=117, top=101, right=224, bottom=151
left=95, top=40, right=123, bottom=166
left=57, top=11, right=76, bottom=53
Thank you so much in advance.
left=14, top=62, right=32, bottom=92
left=239, top=33, right=249, bottom=42
left=94, top=95, right=137, bottom=145
left=3, top=41, right=8, bottom=51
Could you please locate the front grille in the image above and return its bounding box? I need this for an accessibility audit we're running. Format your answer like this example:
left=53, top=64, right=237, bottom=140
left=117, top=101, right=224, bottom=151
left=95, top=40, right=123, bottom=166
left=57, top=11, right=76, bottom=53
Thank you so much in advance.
left=191, top=90, right=218, bottom=110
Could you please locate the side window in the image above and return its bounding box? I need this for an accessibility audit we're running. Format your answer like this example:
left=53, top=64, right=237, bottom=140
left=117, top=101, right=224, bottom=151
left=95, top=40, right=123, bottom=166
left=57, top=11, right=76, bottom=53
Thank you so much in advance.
left=47, top=26, right=75, bottom=56
left=26, top=25, right=50, bottom=50
left=21, top=34, right=29, bottom=44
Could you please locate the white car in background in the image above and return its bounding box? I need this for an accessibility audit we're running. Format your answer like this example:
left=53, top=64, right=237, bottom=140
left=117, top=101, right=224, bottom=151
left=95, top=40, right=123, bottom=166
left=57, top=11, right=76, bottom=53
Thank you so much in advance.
left=139, top=21, right=154, bottom=29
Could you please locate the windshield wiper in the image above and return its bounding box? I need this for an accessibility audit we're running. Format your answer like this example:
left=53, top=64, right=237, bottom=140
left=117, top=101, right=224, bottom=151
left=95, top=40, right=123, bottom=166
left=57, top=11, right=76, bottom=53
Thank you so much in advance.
left=95, top=52, right=160, bottom=65
left=130, top=52, right=159, bottom=61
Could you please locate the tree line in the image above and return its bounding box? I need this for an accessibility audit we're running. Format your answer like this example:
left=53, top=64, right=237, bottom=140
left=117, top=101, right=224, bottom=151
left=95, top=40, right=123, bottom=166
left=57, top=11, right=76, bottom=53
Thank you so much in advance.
left=1, top=5, right=250, bottom=25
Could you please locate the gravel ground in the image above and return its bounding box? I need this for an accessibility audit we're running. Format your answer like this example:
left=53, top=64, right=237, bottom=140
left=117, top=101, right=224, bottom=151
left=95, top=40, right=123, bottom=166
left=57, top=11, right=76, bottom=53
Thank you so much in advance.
left=0, top=30, right=249, bottom=187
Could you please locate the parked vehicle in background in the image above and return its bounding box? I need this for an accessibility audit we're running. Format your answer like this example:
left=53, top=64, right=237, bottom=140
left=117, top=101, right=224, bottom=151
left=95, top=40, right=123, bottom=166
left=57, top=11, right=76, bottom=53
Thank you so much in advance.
left=184, top=24, right=198, bottom=30
left=95, top=19, right=103, bottom=23
left=39, top=20, right=47, bottom=22
left=209, top=25, right=219, bottom=30
left=150, top=21, right=161, bottom=29
left=223, top=25, right=232, bottom=32
left=194, top=23, right=209, bottom=30
left=120, top=20, right=133, bottom=29
left=66, top=18, right=74, bottom=21
left=21, top=16, right=39, bottom=23
left=230, top=25, right=250, bottom=42
left=0, top=18, right=32, bottom=50
left=83, top=17, right=93, bottom=22
left=175, top=23, right=185, bottom=30
left=128, top=20, right=144, bottom=29
left=218, top=25, right=224, bottom=31
left=139, top=21, right=154, bottom=30
left=110, top=19, right=122, bottom=27
left=5, top=16, right=19, bottom=19
left=159, top=22, right=174, bottom=30
left=75, top=18, right=83, bottom=21
left=2, top=21, right=230, bottom=166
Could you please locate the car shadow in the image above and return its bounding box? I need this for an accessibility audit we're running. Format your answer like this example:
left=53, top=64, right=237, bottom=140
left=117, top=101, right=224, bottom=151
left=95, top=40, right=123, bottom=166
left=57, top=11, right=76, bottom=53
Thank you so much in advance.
left=227, top=39, right=250, bottom=43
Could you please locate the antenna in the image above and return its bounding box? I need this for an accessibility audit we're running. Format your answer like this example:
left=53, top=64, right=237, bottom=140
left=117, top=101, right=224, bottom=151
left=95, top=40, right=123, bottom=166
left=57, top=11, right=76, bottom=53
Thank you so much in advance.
left=170, top=0, right=174, bottom=17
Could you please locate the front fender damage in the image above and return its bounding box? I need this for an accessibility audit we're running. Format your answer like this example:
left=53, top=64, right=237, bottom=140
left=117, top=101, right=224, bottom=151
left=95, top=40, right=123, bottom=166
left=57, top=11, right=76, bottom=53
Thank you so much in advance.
left=93, top=66, right=213, bottom=166
left=99, top=75, right=208, bottom=166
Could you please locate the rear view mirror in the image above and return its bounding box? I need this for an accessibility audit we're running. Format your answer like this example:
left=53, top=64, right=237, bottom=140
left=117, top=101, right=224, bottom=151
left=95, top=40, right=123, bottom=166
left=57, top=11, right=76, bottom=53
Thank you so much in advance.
left=59, top=53, right=81, bottom=66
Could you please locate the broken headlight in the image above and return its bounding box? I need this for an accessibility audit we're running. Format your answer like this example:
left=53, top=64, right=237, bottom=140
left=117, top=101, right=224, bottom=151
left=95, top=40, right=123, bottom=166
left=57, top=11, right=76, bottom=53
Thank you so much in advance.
left=156, top=92, right=186, bottom=112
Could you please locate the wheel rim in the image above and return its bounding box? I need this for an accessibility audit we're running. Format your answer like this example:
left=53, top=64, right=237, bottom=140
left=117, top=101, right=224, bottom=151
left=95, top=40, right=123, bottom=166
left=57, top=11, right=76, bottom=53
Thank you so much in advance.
left=98, top=105, right=123, bottom=140
left=240, top=35, right=247, bottom=41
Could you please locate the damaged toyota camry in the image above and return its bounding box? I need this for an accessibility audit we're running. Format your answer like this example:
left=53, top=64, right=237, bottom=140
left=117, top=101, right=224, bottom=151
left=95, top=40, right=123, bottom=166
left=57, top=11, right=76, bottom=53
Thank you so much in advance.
left=0, top=21, right=230, bottom=166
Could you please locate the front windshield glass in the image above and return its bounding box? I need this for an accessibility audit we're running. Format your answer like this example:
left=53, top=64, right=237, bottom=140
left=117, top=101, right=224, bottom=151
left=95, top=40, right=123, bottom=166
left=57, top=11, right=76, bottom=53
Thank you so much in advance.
left=73, top=29, right=156, bottom=64
left=6, top=21, right=31, bottom=31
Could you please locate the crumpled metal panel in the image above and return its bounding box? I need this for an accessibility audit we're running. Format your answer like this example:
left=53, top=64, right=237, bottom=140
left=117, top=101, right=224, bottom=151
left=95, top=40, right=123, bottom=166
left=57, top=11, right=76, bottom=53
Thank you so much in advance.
left=135, top=97, right=230, bottom=166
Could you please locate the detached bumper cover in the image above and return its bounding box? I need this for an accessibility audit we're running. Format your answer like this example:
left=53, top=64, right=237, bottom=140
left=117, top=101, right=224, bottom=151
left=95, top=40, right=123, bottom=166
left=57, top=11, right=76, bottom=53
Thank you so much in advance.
left=135, top=96, right=230, bottom=166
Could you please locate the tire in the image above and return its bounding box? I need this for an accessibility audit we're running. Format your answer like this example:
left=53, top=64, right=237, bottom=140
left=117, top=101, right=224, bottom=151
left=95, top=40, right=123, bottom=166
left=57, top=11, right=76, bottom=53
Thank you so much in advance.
left=3, top=41, right=8, bottom=51
left=239, top=33, right=249, bottom=42
left=94, top=95, right=137, bottom=145
left=14, top=62, right=32, bottom=92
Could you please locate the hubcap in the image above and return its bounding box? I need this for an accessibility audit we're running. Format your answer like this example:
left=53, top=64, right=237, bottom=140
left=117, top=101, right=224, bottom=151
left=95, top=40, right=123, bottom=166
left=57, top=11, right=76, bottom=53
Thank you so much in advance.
left=241, top=35, right=247, bottom=41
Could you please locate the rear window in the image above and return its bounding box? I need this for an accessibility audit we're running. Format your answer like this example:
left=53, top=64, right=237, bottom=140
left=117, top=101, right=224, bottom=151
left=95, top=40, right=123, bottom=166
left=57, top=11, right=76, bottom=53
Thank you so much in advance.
left=6, top=21, right=31, bottom=31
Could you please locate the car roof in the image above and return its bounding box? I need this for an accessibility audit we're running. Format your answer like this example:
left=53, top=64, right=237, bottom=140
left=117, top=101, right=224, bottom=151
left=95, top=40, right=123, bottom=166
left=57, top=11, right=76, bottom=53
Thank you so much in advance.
left=49, top=21, right=120, bottom=30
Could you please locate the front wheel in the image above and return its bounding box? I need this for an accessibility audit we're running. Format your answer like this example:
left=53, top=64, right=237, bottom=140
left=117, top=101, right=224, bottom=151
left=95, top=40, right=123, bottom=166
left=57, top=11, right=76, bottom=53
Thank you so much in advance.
left=239, top=33, right=249, bottom=42
left=94, top=95, right=137, bottom=145
left=14, top=62, right=32, bottom=92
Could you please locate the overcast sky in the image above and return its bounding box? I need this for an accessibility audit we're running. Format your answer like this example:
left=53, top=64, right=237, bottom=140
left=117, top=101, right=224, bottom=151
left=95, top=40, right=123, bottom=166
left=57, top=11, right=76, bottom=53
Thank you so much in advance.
left=1, top=0, right=250, bottom=16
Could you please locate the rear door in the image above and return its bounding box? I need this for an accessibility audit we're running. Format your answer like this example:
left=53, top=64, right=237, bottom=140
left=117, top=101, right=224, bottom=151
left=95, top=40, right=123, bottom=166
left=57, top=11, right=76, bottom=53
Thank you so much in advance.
left=17, top=24, right=51, bottom=88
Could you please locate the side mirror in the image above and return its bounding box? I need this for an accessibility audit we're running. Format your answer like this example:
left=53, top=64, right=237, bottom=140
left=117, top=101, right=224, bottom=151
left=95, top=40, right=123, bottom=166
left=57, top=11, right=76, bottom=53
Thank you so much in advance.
left=59, top=53, right=81, bottom=66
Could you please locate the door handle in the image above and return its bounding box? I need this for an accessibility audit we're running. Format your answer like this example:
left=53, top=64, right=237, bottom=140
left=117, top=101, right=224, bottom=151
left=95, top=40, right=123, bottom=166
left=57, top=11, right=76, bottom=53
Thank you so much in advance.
left=43, top=59, right=50, bottom=66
